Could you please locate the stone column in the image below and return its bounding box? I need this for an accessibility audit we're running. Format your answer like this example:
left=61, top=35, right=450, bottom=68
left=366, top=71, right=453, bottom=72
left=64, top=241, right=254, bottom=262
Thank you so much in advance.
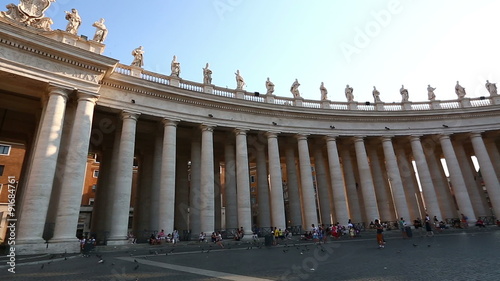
left=438, top=135, right=476, bottom=222
left=285, top=144, right=302, bottom=227
left=453, top=140, right=488, bottom=216
left=256, top=143, right=271, bottom=228
left=17, top=85, right=69, bottom=253
left=296, top=134, right=318, bottom=229
left=189, top=135, right=202, bottom=235
left=325, top=136, right=349, bottom=225
left=395, top=144, right=423, bottom=220
left=99, top=125, right=122, bottom=238
left=235, top=129, right=253, bottom=236
left=150, top=129, right=163, bottom=232
left=224, top=141, right=238, bottom=230
left=266, top=132, right=286, bottom=230
left=200, top=125, right=215, bottom=234
left=410, top=136, right=442, bottom=220
left=381, top=137, right=411, bottom=222
left=484, top=137, right=500, bottom=183
left=214, top=157, right=222, bottom=231
left=313, top=145, right=333, bottom=225
left=353, top=137, right=380, bottom=222
left=134, top=146, right=154, bottom=239
left=426, top=152, right=456, bottom=219
left=175, top=150, right=190, bottom=232
left=158, top=119, right=178, bottom=234
left=339, top=144, right=363, bottom=223
left=367, top=141, right=393, bottom=221
left=50, top=92, right=98, bottom=250
left=469, top=132, right=500, bottom=217
left=107, top=111, right=140, bottom=244
left=90, top=145, right=112, bottom=236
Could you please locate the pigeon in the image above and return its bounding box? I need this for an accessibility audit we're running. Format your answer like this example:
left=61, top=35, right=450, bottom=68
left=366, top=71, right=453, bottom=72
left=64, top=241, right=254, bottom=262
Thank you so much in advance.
left=134, top=259, right=138, bottom=263
left=283, top=249, right=289, bottom=253
left=134, top=264, right=139, bottom=270
left=40, top=264, right=44, bottom=269
left=98, top=259, right=104, bottom=264
left=413, top=244, right=418, bottom=247
left=427, top=245, right=431, bottom=248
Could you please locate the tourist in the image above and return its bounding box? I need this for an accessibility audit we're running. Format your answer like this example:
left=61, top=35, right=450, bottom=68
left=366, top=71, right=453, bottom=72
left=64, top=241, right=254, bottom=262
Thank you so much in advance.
left=475, top=218, right=486, bottom=228
left=375, top=219, right=385, bottom=249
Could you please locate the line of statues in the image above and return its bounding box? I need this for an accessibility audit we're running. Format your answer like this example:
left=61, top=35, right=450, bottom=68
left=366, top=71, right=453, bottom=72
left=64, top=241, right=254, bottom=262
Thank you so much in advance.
left=127, top=47, right=498, bottom=102
left=64, top=8, right=107, bottom=43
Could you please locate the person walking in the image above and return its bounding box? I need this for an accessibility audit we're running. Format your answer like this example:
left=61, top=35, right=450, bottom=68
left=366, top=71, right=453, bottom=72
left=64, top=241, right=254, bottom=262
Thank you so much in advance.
left=375, top=219, right=385, bottom=249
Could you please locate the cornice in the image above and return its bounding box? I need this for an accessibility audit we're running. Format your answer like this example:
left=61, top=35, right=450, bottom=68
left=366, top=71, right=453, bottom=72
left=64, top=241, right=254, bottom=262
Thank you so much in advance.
left=100, top=80, right=500, bottom=124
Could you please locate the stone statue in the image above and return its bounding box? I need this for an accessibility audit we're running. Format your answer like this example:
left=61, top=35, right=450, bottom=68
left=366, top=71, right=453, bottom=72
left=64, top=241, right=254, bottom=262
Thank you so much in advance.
left=203, top=63, right=212, bottom=84
left=235, top=70, right=245, bottom=90
left=131, top=46, right=144, bottom=67
left=65, top=8, right=81, bottom=35
left=1, top=0, right=55, bottom=31
left=345, top=84, right=354, bottom=102
left=427, top=85, right=436, bottom=101
left=290, top=79, right=301, bottom=98
left=372, top=86, right=381, bottom=103
left=171, top=55, right=180, bottom=77
left=92, top=18, right=108, bottom=43
left=485, top=80, right=497, bottom=96
left=320, top=82, right=328, bottom=101
left=265, top=77, right=275, bottom=95
left=455, top=81, right=466, bottom=99
left=400, top=85, right=409, bottom=102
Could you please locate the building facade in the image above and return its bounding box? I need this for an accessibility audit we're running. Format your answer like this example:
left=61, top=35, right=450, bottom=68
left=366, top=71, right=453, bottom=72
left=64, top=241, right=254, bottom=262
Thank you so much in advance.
left=1, top=4, right=500, bottom=254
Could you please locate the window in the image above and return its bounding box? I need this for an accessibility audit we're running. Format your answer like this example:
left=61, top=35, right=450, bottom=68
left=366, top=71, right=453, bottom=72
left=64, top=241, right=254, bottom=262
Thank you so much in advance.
left=92, top=184, right=97, bottom=192
left=93, top=170, right=99, bottom=178
left=250, top=175, right=255, bottom=183
left=89, top=198, right=95, bottom=206
left=0, top=165, right=4, bottom=176
left=0, top=145, right=11, bottom=155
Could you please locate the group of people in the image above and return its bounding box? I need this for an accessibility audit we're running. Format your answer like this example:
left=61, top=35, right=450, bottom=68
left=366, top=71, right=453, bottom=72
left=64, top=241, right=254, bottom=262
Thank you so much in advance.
left=149, top=229, right=180, bottom=245
left=302, top=221, right=361, bottom=244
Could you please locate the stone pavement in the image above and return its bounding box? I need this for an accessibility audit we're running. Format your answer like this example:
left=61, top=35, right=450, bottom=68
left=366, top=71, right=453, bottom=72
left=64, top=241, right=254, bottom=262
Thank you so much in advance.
left=1, top=226, right=499, bottom=280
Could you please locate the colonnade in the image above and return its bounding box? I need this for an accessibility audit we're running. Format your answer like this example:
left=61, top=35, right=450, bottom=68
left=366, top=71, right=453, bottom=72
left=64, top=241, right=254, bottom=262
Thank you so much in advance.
left=13, top=85, right=500, bottom=254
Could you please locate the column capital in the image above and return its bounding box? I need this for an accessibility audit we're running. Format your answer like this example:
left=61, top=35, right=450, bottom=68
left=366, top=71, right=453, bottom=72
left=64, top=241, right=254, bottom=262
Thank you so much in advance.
left=437, top=134, right=451, bottom=141
left=265, top=131, right=280, bottom=139
left=295, top=133, right=309, bottom=141
left=200, top=124, right=215, bottom=132
left=234, top=128, right=249, bottom=136
left=324, top=135, right=339, bottom=142
left=120, top=111, right=140, bottom=121
left=162, top=118, right=179, bottom=127
left=76, top=91, right=99, bottom=104
left=409, top=135, right=422, bottom=142
left=380, top=135, right=393, bottom=142
left=46, top=83, right=73, bottom=99
left=352, top=136, right=365, bottom=143
left=469, top=132, right=484, bottom=139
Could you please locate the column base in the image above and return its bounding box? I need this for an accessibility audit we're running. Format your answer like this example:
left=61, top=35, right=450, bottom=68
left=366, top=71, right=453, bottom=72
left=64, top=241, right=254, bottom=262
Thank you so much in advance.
left=106, top=238, right=129, bottom=246
left=15, top=238, right=79, bottom=254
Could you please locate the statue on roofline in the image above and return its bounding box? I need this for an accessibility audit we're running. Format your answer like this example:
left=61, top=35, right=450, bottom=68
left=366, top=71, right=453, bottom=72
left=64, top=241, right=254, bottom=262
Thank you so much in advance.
left=92, top=18, right=108, bottom=43
left=131, top=46, right=144, bottom=67
left=427, top=85, right=436, bottom=101
left=485, top=80, right=497, bottom=96
left=345, top=84, right=354, bottom=102
left=64, top=8, right=81, bottom=35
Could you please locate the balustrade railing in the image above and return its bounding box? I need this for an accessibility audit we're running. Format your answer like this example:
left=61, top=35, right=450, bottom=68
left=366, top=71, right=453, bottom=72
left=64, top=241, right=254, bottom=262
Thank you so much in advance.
left=112, top=64, right=499, bottom=112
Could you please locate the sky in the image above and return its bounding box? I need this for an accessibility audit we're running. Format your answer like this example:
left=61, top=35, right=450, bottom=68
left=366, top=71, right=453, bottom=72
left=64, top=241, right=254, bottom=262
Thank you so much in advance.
left=38, top=0, right=500, bottom=103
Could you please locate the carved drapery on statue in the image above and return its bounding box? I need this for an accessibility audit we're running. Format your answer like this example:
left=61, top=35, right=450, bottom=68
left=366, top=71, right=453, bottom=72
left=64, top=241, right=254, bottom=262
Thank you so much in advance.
left=1, top=0, right=55, bottom=31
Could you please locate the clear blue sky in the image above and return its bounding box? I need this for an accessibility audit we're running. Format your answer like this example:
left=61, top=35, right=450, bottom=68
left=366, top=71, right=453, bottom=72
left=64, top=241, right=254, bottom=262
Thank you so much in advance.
left=43, top=0, right=500, bottom=103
